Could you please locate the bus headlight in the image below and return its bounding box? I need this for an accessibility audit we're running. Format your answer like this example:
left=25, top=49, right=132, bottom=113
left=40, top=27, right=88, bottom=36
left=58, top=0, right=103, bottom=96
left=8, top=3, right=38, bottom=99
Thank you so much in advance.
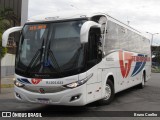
left=63, top=73, right=93, bottom=88
left=14, top=80, right=25, bottom=87
left=65, top=82, right=79, bottom=88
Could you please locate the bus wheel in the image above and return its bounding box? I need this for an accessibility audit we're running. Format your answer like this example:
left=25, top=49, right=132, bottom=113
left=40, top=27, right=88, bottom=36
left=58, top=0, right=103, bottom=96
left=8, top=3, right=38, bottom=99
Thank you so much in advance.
left=139, top=73, right=145, bottom=89
left=98, top=79, right=115, bottom=105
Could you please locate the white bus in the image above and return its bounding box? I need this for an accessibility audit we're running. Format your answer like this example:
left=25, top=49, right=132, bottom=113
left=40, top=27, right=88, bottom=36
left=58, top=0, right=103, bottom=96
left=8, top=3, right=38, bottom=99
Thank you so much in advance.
left=2, top=11, right=151, bottom=106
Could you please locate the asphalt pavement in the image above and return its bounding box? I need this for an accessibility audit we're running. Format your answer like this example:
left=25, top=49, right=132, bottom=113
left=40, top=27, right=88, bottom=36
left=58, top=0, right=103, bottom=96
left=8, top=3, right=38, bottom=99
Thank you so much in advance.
left=0, top=73, right=160, bottom=119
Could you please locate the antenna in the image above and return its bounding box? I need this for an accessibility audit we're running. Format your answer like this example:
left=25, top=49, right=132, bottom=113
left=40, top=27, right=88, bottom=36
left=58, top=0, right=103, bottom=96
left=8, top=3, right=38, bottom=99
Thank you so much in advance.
left=127, top=16, right=130, bottom=25
left=127, top=20, right=130, bottom=25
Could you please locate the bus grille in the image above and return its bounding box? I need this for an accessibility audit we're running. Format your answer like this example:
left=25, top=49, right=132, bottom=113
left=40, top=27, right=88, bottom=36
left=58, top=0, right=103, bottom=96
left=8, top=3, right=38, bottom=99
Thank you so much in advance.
left=22, top=85, right=67, bottom=93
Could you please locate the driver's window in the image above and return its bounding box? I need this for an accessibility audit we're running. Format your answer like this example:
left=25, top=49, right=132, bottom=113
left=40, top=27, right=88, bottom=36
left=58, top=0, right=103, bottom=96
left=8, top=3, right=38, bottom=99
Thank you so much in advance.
left=88, top=28, right=101, bottom=62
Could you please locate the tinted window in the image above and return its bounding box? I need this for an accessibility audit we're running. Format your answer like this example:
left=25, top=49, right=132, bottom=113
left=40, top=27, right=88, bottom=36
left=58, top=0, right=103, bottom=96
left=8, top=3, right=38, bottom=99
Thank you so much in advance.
left=105, top=21, right=119, bottom=53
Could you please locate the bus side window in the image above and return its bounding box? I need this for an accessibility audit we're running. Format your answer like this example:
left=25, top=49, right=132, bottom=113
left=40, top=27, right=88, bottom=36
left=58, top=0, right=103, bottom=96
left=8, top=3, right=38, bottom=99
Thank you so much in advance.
left=105, top=21, right=119, bottom=53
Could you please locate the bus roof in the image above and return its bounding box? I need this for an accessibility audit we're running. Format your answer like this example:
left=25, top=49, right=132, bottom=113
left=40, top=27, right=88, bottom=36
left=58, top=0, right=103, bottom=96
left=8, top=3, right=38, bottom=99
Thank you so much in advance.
left=27, top=10, right=148, bottom=39
left=27, top=10, right=106, bottom=23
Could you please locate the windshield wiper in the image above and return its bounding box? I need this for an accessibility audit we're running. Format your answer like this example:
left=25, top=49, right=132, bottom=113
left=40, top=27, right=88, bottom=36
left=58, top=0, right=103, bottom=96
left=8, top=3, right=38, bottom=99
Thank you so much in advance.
left=25, top=38, right=45, bottom=73
left=25, top=49, right=42, bottom=73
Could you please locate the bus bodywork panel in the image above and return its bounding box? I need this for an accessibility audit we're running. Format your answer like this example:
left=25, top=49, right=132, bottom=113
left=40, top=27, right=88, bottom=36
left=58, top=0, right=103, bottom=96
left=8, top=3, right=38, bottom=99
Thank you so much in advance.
left=14, top=49, right=151, bottom=106
left=14, top=74, right=87, bottom=106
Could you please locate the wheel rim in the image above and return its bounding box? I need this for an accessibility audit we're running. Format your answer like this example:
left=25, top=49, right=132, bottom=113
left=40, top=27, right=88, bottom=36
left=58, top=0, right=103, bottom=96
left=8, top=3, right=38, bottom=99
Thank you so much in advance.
left=104, top=84, right=111, bottom=100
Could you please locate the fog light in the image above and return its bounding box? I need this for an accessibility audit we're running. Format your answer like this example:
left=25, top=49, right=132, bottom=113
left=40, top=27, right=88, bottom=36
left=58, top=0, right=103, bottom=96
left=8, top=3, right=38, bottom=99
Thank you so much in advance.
left=70, top=94, right=81, bottom=102
left=15, top=92, right=21, bottom=99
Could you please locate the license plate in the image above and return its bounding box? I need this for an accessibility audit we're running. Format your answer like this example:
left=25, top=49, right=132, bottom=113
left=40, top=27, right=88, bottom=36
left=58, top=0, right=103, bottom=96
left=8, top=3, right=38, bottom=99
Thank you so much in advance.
left=37, top=98, right=50, bottom=104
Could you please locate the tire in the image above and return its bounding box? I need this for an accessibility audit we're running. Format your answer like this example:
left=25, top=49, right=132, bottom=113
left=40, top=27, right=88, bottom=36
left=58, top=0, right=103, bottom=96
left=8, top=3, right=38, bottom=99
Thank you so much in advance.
left=98, top=79, right=115, bottom=105
left=139, top=73, right=145, bottom=89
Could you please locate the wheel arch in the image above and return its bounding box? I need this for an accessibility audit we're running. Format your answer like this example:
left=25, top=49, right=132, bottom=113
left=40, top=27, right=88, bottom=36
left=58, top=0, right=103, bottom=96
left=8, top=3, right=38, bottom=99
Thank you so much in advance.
left=104, top=73, right=115, bottom=93
left=99, top=72, right=115, bottom=104
left=143, top=69, right=146, bottom=82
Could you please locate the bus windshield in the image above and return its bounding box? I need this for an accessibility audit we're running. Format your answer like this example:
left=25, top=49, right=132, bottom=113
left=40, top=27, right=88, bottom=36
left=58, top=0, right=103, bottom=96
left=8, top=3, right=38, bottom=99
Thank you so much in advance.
left=15, top=20, right=86, bottom=78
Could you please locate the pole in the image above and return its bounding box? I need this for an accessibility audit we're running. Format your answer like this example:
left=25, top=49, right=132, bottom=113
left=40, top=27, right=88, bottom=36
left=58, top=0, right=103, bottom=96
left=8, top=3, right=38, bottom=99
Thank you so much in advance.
left=151, top=34, right=153, bottom=57
left=151, top=34, right=154, bottom=46
left=146, top=32, right=159, bottom=58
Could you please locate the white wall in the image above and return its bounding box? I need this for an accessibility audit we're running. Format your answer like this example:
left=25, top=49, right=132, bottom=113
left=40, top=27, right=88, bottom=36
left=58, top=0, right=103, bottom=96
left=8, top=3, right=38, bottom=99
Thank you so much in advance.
left=1, top=0, right=29, bottom=77
left=1, top=54, right=15, bottom=77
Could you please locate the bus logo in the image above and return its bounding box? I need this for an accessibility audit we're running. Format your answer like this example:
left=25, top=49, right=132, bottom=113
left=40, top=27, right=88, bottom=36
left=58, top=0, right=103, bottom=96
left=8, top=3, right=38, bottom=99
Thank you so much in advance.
left=119, top=51, right=150, bottom=78
left=39, top=88, right=45, bottom=94
left=119, top=50, right=133, bottom=78
left=31, top=78, right=42, bottom=85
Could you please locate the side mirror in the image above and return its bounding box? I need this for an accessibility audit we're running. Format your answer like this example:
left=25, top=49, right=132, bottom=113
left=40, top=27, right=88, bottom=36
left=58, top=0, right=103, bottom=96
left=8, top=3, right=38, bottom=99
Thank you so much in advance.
left=2, top=26, right=23, bottom=47
left=80, top=21, right=101, bottom=44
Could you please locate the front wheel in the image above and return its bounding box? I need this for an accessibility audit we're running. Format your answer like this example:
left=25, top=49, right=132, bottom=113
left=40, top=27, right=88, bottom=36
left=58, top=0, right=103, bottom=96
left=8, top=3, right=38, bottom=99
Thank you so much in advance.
left=98, top=79, right=115, bottom=105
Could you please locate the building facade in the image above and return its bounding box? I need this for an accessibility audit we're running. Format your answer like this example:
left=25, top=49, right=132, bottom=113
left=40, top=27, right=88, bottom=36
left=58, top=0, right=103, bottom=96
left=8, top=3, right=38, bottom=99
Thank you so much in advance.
left=1, top=0, right=29, bottom=77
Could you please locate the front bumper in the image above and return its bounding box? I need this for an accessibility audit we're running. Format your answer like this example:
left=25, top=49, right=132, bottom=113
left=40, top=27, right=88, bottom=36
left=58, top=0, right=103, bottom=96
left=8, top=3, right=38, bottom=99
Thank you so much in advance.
left=14, top=84, right=87, bottom=106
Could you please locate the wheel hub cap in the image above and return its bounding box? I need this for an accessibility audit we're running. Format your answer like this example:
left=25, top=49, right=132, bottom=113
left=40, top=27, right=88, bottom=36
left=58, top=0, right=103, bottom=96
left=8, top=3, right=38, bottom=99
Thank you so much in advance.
left=104, top=84, right=111, bottom=100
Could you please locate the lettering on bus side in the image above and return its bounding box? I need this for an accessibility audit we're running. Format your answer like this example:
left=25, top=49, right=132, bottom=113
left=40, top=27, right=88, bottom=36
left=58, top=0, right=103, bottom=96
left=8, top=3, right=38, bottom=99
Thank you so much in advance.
left=119, top=50, right=150, bottom=78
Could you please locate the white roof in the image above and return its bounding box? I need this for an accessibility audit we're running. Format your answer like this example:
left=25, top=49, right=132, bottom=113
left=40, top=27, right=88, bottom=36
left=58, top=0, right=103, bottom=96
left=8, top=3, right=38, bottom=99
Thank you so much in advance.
left=27, top=10, right=106, bottom=23
left=27, top=10, right=147, bottom=38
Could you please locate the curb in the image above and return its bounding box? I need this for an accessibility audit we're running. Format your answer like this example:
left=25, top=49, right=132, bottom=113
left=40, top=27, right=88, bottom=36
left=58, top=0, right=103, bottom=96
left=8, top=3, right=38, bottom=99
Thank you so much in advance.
left=1, top=84, right=14, bottom=88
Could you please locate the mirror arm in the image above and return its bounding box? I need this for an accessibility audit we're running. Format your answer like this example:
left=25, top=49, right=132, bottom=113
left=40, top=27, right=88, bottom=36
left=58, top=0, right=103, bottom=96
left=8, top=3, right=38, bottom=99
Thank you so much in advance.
left=2, top=26, right=23, bottom=47
left=80, top=21, right=101, bottom=44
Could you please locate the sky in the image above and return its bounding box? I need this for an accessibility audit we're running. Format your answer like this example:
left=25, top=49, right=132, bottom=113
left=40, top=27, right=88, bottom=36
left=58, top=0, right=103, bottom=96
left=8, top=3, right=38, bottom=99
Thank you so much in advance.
left=28, top=0, right=160, bottom=45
